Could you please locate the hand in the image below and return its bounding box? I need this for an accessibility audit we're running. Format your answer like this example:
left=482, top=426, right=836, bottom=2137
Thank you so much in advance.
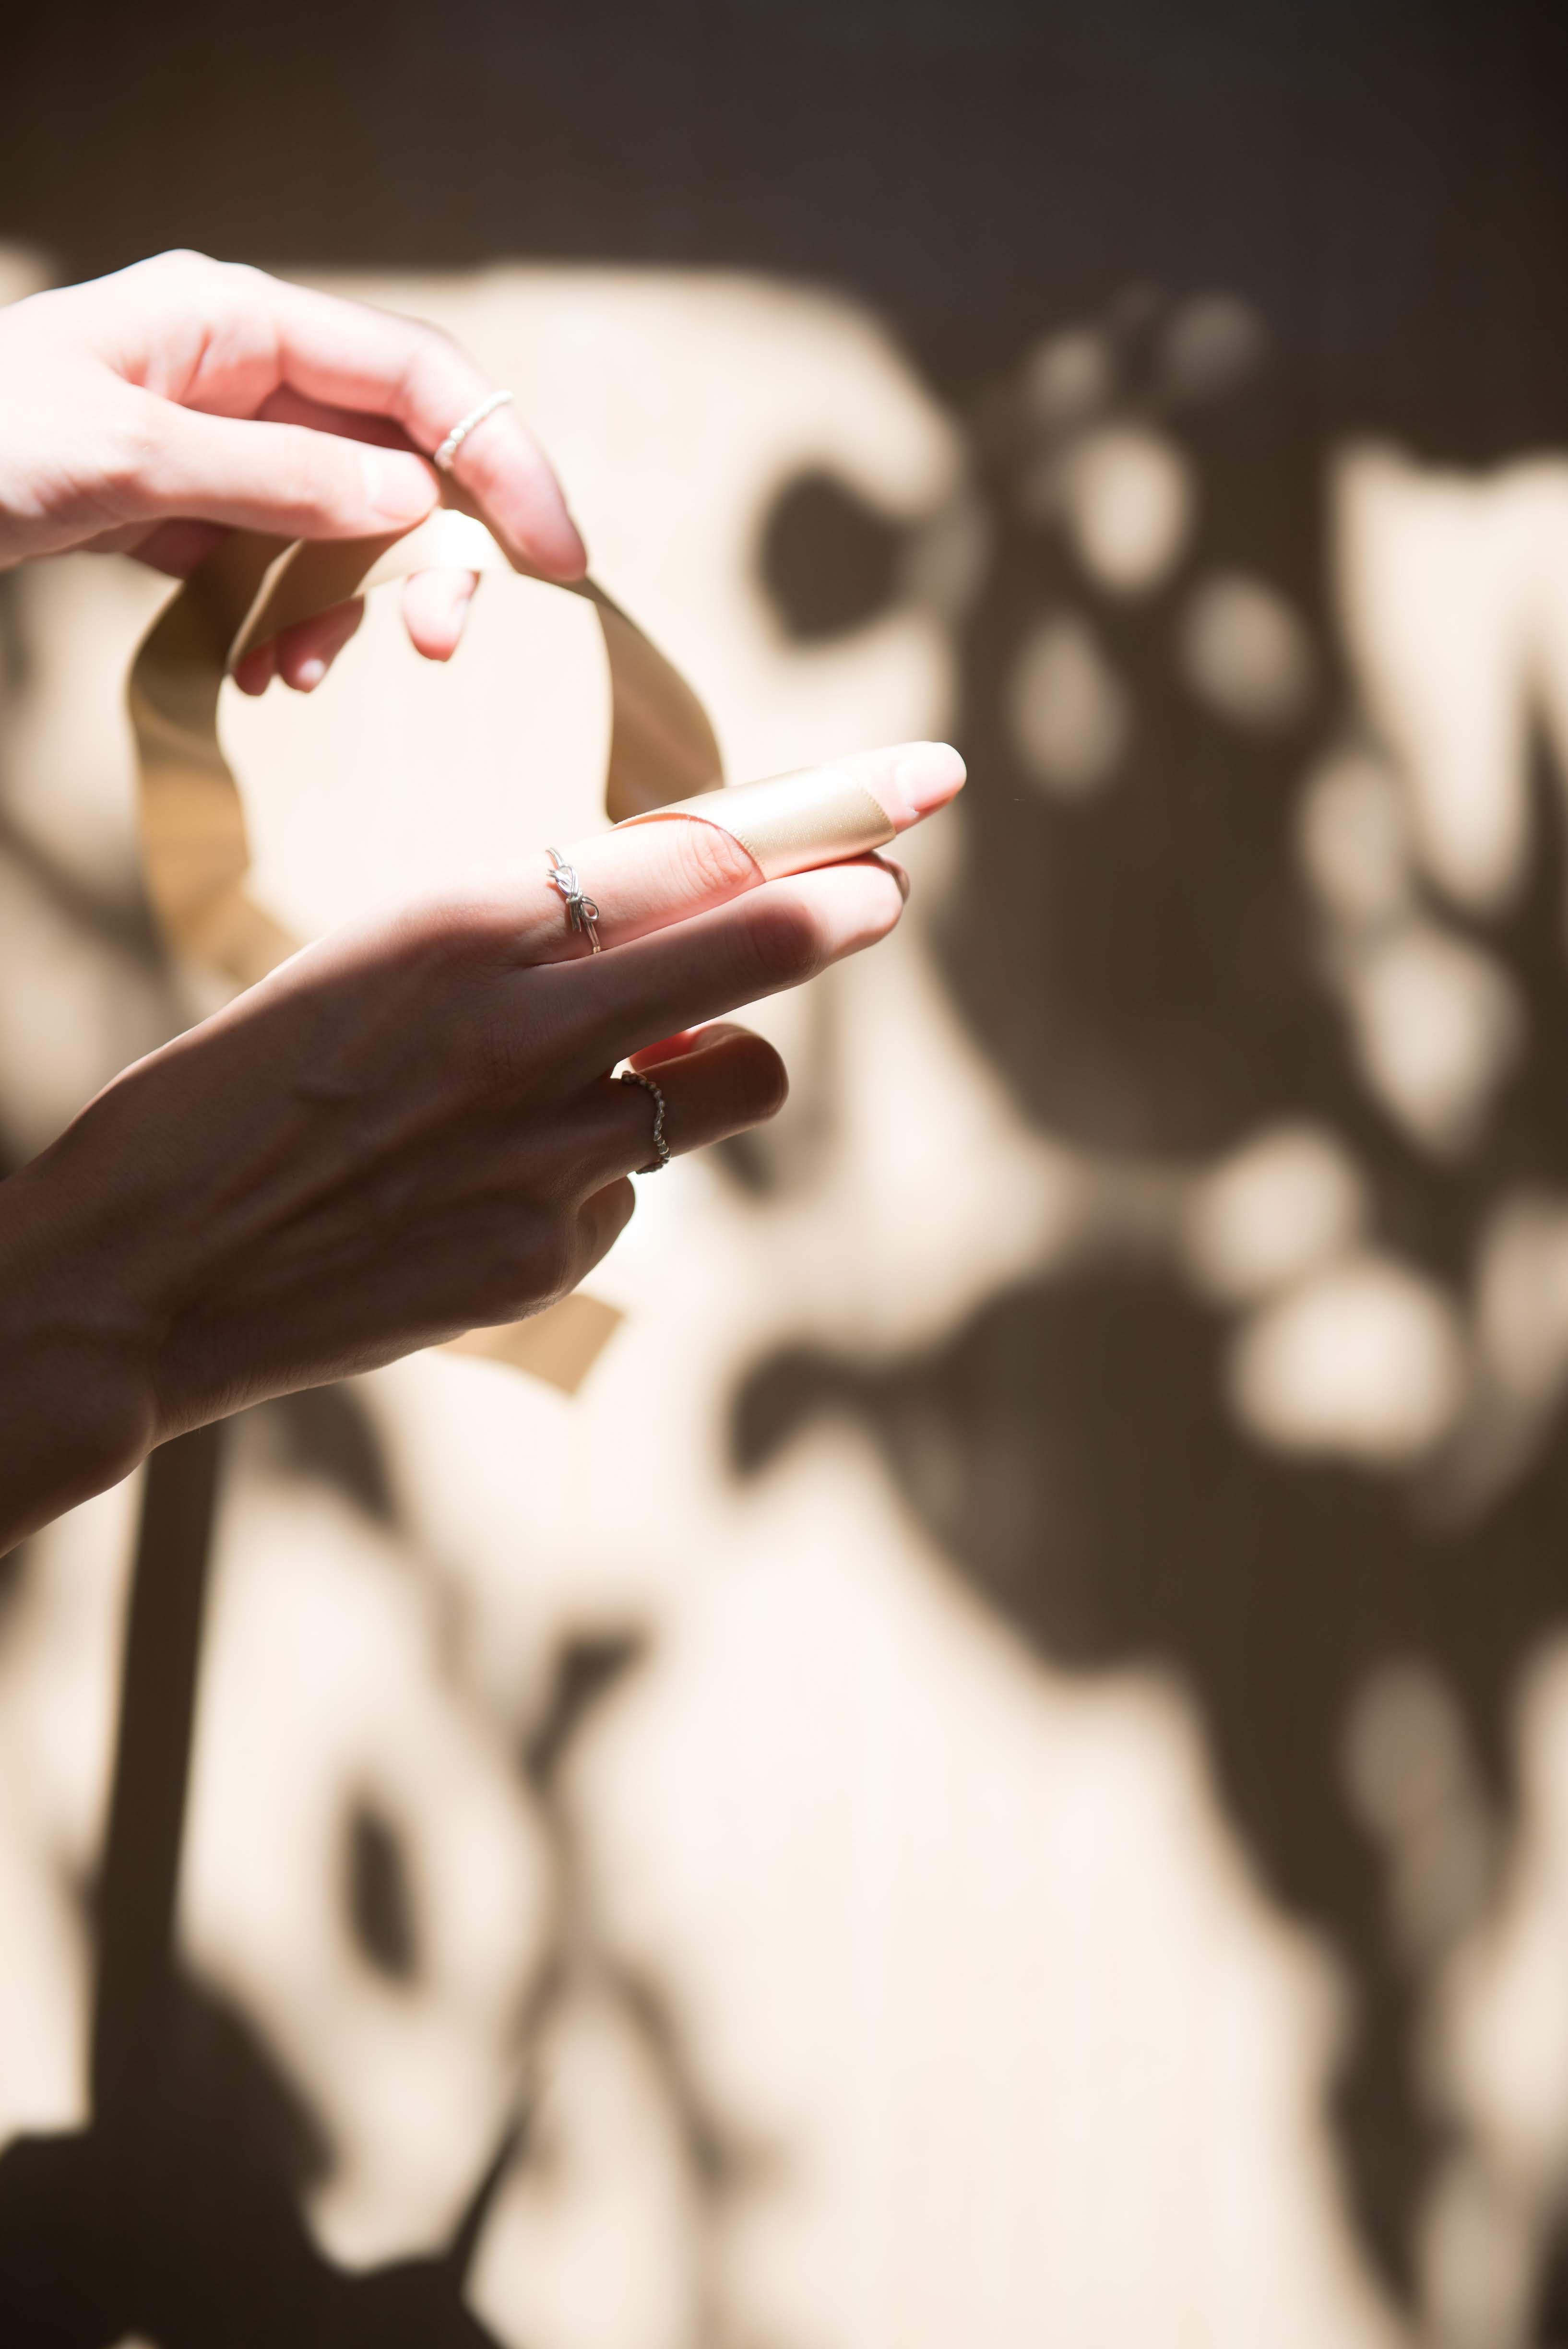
left=0, top=743, right=963, bottom=1552
left=0, top=248, right=584, bottom=692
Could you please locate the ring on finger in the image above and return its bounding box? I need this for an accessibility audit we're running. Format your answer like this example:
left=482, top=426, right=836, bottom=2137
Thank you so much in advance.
left=619, top=1068, right=671, bottom=1172
left=433, top=388, right=515, bottom=474
left=546, top=847, right=602, bottom=953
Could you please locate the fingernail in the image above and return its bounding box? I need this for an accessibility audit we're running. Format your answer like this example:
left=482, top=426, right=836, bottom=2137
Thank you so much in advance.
left=294, top=656, right=327, bottom=691
left=358, top=444, right=439, bottom=525
left=893, top=742, right=966, bottom=818
left=891, top=860, right=911, bottom=902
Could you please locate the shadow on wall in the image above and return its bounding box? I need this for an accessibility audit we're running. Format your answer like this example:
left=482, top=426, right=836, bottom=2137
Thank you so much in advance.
left=12, top=259, right=1568, bottom=2348
left=742, top=289, right=1568, bottom=2343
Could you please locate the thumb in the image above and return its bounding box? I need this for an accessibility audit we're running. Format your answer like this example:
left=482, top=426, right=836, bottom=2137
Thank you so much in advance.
left=120, top=391, right=439, bottom=539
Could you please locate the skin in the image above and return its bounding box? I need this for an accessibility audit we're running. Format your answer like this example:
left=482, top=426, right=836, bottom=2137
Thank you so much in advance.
left=0, top=253, right=964, bottom=1554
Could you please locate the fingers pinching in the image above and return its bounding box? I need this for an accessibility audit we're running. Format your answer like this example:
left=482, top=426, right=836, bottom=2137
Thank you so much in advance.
left=224, top=271, right=588, bottom=581
left=425, top=384, right=587, bottom=582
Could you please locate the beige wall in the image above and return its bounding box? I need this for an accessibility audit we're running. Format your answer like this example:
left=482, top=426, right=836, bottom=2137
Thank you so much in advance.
left=8, top=257, right=1568, bottom=2347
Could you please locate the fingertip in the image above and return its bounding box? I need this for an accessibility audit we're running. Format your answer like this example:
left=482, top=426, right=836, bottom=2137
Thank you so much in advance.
left=276, top=634, right=328, bottom=691
left=544, top=510, right=589, bottom=581
left=462, top=418, right=589, bottom=580
left=403, top=566, right=479, bottom=661
left=840, top=740, right=965, bottom=830
left=357, top=442, right=441, bottom=528
left=275, top=600, right=364, bottom=691
left=746, top=1033, right=790, bottom=1120
left=499, top=506, right=588, bottom=584
left=895, top=741, right=966, bottom=818
left=231, top=642, right=275, bottom=696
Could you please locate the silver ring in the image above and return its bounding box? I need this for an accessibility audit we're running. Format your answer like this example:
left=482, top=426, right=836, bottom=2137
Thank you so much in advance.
left=619, top=1069, right=670, bottom=1172
left=545, top=848, right=602, bottom=953
left=433, top=389, right=514, bottom=475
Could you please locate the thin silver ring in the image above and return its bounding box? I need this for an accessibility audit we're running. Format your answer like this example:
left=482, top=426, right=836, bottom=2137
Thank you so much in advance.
left=545, top=848, right=602, bottom=953
left=433, top=388, right=514, bottom=474
left=619, top=1069, right=670, bottom=1172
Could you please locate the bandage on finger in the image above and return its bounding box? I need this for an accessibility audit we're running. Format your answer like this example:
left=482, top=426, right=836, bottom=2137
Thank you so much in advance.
left=616, top=739, right=962, bottom=879
left=524, top=741, right=963, bottom=965
left=543, top=856, right=909, bottom=1088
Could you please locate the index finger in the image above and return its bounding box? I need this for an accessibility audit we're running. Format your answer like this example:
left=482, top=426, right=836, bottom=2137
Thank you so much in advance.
left=262, top=276, right=586, bottom=580
left=504, top=741, right=965, bottom=966
left=535, top=857, right=911, bottom=1090
left=144, top=258, right=588, bottom=581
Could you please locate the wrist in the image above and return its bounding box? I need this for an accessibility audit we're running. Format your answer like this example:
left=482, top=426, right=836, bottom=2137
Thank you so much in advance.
left=0, top=1147, right=163, bottom=1553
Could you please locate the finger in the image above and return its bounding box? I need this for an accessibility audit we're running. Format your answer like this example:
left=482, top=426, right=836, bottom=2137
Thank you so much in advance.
left=626, top=1027, right=726, bottom=1073
left=115, top=389, right=440, bottom=539
left=99, top=257, right=584, bottom=578
left=555, top=1023, right=788, bottom=1194
left=402, top=567, right=479, bottom=662
left=234, top=270, right=586, bottom=578
left=529, top=858, right=905, bottom=1087
left=273, top=599, right=365, bottom=692
left=231, top=639, right=277, bottom=697
left=256, top=392, right=480, bottom=659
left=823, top=740, right=967, bottom=829
left=238, top=569, right=475, bottom=683
left=253, top=383, right=419, bottom=452
left=475, top=741, right=962, bottom=971
left=114, top=517, right=229, bottom=575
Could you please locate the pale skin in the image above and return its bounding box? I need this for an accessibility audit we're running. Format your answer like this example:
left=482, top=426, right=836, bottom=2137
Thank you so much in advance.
left=0, top=253, right=964, bottom=1554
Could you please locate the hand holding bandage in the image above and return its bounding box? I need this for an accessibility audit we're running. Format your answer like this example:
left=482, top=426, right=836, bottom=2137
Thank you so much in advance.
left=0, top=250, right=964, bottom=1556
left=0, top=726, right=961, bottom=1551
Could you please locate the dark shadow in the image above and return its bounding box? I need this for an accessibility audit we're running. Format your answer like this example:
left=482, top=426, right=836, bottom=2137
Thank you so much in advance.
left=346, top=1800, right=422, bottom=1983
left=273, top=1386, right=399, bottom=1527
left=0, top=1428, right=518, bottom=2347
left=523, top=1631, right=647, bottom=1792
left=757, top=469, right=904, bottom=642
left=735, top=312, right=1568, bottom=2298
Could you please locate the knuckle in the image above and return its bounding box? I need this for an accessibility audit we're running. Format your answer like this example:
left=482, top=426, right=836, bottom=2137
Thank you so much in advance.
left=397, top=319, right=468, bottom=403
left=369, top=900, right=519, bottom=1080
left=392, top=892, right=501, bottom=971
left=138, top=249, right=228, bottom=309
left=742, top=896, right=824, bottom=992
left=149, top=246, right=213, bottom=279
left=594, top=1177, right=637, bottom=1246
left=479, top=1213, right=574, bottom=1320
left=525, top=1213, right=579, bottom=1305
left=393, top=305, right=457, bottom=354
left=94, top=396, right=168, bottom=516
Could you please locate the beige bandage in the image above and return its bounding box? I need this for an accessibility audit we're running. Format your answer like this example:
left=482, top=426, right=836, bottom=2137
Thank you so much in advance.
left=617, top=763, right=896, bottom=880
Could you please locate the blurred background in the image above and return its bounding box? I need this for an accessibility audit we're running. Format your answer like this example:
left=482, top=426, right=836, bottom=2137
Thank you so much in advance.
left=6, top=2, right=1568, bottom=2341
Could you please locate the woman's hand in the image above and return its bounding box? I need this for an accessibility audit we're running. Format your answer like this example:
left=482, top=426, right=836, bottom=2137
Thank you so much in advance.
left=0, top=743, right=963, bottom=1553
left=0, top=249, right=582, bottom=691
